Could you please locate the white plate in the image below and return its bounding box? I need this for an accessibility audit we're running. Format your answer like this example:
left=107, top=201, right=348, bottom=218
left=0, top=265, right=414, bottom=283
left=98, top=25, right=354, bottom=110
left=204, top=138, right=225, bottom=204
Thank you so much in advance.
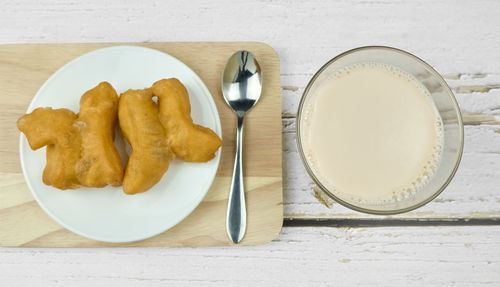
left=19, top=46, right=222, bottom=243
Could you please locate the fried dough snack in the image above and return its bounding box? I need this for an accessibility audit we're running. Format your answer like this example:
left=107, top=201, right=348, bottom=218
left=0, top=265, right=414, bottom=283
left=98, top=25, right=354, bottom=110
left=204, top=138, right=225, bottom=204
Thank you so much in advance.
left=18, top=79, right=221, bottom=194
left=17, top=82, right=124, bottom=190
left=153, top=78, right=222, bottom=162
left=17, top=107, right=82, bottom=189
left=118, top=88, right=172, bottom=195
left=75, top=82, right=123, bottom=187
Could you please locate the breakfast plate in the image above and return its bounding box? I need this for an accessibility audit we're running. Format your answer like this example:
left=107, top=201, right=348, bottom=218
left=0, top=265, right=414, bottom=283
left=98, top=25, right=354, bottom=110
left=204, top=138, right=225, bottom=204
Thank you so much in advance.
left=19, top=46, right=222, bottom=243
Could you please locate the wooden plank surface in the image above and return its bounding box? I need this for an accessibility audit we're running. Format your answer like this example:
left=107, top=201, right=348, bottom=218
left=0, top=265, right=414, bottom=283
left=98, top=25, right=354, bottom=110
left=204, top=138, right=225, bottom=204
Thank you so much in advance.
left=1, top=226, right=499, bottom=286
left=1, top=0, right=500, bottom=286
left=0, top=42, right=283, bottom=246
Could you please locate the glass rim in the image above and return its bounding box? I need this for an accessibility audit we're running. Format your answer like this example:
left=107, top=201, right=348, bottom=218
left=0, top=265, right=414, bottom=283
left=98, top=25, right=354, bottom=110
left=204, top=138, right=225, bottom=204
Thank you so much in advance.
left=296, top=45, right=464, bottom=215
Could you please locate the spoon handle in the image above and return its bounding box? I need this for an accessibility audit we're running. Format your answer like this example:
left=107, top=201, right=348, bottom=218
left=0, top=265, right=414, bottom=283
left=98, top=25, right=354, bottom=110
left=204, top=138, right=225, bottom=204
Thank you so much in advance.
left=226, top=115, right=247, bottom=244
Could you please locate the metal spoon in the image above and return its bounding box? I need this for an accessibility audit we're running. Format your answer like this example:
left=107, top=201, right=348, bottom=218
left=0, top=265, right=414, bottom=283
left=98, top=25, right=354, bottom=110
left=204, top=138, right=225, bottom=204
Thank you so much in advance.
left=222, top=50, right=263, bottom=244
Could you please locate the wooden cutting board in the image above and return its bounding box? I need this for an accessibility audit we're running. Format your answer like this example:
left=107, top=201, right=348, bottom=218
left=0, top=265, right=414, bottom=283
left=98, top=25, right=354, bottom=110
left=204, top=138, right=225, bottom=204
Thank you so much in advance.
left=0, top=42, right=283, bottom=247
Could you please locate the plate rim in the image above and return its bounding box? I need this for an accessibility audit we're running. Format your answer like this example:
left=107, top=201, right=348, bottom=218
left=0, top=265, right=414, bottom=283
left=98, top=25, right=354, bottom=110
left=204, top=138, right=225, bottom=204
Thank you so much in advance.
left=18, top=45, right=222, bottom=243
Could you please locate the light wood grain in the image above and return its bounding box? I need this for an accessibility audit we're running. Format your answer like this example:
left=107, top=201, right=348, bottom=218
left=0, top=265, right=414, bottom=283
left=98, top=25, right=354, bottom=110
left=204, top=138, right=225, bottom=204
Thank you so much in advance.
left=0, top=42, right=283, bottom=246
left=1, top=0, right=500, bottom=285
left=1, top=226, right=499, bottom=286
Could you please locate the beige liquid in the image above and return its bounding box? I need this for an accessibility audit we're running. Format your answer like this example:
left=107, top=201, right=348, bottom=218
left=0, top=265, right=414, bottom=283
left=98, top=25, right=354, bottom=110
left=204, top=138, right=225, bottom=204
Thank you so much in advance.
left=302, top=62, right=443, bottom=204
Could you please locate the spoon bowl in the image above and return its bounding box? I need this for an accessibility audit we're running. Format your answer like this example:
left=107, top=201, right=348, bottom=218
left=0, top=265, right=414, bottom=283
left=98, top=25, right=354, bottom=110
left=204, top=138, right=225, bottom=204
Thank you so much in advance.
left=222, top=51, right=263, bottom=116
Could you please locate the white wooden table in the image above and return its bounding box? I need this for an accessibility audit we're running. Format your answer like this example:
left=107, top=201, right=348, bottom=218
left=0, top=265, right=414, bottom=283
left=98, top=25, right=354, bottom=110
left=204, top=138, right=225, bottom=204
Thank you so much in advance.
left=1, top=0, right=499, bottom=285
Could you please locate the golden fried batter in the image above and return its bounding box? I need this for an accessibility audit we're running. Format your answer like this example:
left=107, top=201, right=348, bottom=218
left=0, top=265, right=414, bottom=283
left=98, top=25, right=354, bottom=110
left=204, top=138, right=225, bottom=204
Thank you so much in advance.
left=118, top=88, right=172, bottom=195
left=75, top=82, right=123, bottom=187
left=153, top=78, right=222, bottom=162
left=18, top=79, right=222, bottom=194
left=17, top=82, right=124, bottom=190
left=17, top=107, right=82, bottom=189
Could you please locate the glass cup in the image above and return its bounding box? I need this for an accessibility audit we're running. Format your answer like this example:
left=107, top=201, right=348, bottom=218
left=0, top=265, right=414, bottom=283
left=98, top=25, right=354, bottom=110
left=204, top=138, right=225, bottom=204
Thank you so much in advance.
left=296, top=46, right=464, bottom=214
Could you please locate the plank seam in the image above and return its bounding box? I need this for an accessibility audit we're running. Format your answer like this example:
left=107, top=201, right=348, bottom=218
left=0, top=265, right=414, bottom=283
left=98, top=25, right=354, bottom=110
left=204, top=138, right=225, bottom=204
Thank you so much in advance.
left=284, top=218, right=500, bottom=227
